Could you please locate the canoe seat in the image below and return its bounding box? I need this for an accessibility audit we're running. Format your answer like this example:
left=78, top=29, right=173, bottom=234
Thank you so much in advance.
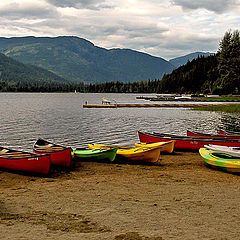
left=35, top=143, right=53, bottom=148
left=0, top=149, right=9, bottom=153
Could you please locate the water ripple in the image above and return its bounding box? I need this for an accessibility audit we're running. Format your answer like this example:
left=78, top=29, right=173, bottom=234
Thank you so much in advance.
left=0, top=93, right=239, bottom=151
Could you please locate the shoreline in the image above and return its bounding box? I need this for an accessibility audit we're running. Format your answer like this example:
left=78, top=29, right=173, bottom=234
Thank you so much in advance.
left=1, top=151, right=240, bottom=239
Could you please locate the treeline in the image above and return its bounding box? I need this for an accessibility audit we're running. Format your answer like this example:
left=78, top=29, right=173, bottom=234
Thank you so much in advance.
left=1, top=30, right=239, bottom=94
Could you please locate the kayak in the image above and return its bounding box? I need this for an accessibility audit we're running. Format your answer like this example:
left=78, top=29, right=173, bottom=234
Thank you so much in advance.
left=33, top=139, right=72, bottom=168
left=0, top=147, right=50, bottom=175
left=138, top=131, right=240, bottom=151
left=135, top=141, right=175, bottom=153
left=187, top=130, right=240, bottom=139
left=199, top=147, right=240, bottom=173
left=204, top=144, right=240, bottom=158
left=72, top=147, right=118, bottom=162
left=88, top=143, right=161, bottom=163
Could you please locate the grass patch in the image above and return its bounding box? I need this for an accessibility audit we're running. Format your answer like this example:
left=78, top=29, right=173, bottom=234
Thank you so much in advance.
left=204, top=96, right=240, bottom=101
left=192, top=104, right=240, bottom=113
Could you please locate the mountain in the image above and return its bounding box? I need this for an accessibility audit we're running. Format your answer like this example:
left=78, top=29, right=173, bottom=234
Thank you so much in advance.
left=0, top=36, right=175, bottom=83
left=0, top=52, right=71, bottom=91
left=169, top=52, right=214, bottom=68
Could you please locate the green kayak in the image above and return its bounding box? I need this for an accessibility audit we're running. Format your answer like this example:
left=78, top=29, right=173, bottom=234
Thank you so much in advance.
left=72, top=147, right=118, bottom=162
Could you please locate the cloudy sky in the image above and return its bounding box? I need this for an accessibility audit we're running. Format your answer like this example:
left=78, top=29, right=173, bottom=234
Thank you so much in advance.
left=0, top=0, right=239, bottom=59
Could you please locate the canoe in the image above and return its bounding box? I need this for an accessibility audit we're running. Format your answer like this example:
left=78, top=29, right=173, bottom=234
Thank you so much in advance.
left=33, top=139, right=72, bottom=167
left=187, top=130, right=240, bottom=139
left=199, top=147, right=240, bottom=173
left=219, top=130, right=240, bottom=136
left=0, top=147, right=50, bottom=175
left=204, top=144, right=240, bottom=158
left=138, top=131, right=240, bottom=151
left=88, top=144, right=161, bottom=163
left=72, top=147, right=118, bottom=162
left=135, top=141, right=175, bottom=153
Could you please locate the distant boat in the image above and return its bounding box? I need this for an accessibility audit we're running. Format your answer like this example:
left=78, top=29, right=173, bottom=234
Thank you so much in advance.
left=174, top=94, right=191, bottom=100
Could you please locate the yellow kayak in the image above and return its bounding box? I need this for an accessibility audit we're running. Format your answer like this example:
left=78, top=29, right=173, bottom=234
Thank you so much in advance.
left=88, top=144, right=161, bottom=163
left=135, top=141, right=175, bottom=154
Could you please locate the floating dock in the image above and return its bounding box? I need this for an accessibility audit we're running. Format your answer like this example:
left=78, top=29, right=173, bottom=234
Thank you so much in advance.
left=83, top=103, right=218, bottom=108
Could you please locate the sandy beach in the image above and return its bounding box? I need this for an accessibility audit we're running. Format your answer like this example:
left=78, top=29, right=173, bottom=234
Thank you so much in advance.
left=0, top=151, right=240, bottom=240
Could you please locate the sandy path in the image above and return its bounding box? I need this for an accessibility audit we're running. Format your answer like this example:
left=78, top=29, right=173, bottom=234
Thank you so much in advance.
left=0, top=152, right=240, bottom=240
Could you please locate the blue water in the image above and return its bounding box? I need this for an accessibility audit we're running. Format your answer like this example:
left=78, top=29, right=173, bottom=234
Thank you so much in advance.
left=0, top=93, right=239, bottom=151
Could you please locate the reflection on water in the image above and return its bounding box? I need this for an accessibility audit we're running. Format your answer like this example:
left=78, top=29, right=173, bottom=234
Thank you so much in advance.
left=0, top=93, right=239, bottom=151
left=220, top=114, right=240, bottom=132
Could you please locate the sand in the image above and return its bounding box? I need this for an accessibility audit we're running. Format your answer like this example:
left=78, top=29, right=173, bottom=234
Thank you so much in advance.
left=0, top=152, right=240, bottom=240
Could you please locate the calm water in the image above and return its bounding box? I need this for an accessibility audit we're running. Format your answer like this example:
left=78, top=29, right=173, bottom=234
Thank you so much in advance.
left=0, top=93, right=239, bottom=151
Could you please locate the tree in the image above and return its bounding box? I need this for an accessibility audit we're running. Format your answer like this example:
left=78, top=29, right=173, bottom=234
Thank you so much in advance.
left=216, top=30, right=240, bottom=94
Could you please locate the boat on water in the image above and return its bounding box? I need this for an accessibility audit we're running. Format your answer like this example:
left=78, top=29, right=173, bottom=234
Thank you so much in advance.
left=72, top=147, right=118, bottom=162
left=134, top=141, right=175, bottom=153
left=199, top=147, right=240, bottom=173
left=0, top=147, right=50, bottom=175
left=219, top=130, right=240, bottom=136
left=138, top=131, right=240, bottom=151
left=88, top=144, right=161, bottom=163
left=33, top=139, right=72, bottom=167
left=204, top=144, right=240, bottom=158
left=187, top=130, right=240, bottom=139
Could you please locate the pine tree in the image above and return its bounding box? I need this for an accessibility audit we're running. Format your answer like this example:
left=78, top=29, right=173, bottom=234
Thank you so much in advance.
left=216, top=30, right=240, bottom=94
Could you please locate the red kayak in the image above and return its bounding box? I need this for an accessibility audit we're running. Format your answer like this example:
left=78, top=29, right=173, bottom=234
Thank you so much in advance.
left=138, top=131, right=240, bottom=151
left=33, top=139, right=72, bottom=168
left=219, top=130, right=240, bottom=136
left=187, top=130, right=240, bottom=139
left=0, top=147, right=50, bottom=175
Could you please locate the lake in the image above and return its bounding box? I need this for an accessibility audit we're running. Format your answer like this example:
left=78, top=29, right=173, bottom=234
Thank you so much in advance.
left=0, top=93, right=239, bottom=151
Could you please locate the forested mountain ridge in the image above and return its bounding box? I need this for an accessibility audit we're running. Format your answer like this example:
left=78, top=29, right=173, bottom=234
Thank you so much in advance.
left=169, top=52, right=214, bottom=68
left=0, top=52, right=74, bottom=92
left=0, top=36, right=175, bottom=83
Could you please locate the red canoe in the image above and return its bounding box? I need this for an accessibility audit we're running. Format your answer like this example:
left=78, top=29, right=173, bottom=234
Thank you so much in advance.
left=219, top=130, right=240, bottom=136
left=187, top=130, right=240, bottom=139
left=138, top=131, right=240, bottom=151
left=0, top=147, right=50, bottom=175
left=33, top=139, right=72, bottom=168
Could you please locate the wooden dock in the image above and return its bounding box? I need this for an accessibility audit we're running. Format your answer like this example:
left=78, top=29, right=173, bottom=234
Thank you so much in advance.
left=83, top=103, right=217, bottom=108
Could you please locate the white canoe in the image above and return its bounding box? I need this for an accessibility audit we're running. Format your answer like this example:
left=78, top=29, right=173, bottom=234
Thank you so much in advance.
left=204, top=144, right=240, bottom=158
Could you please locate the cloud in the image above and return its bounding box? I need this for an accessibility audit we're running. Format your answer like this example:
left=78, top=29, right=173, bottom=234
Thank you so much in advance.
left=171, top=0, right=240, bottom=14
left=0, top=1, right=58, bottom=19
left=46, top=0, right=115, bottom=10
left=0, top=0, right=238, bottom=59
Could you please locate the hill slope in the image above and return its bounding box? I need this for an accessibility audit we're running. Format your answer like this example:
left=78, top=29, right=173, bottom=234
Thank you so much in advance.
left=0, top=52, right=70, bottom=91
left=0, top=36, right=175, bottom=83
left=169, top=52, right=214, bottom=68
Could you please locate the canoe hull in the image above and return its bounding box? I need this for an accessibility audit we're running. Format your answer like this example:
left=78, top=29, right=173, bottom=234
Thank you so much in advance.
left=204, top=144, right=240, bottom=158
left=135, top=141, right=175, bottom=153
left=33, top=139, right=72, bottom=167
left=34, top=148, right=72, bottom=167
left=199, top=148, right=240, bottom=173
left=219, top=130, right=240, bottom=136
left=138, top=131, right=240, bottom=151
left=73, top=148, right=118, bottom=162
left=187, top=130, right=240, bottom=139
left=88, top=144, right=161, bottom=163
left=0, top=154, right=50, bottom=175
